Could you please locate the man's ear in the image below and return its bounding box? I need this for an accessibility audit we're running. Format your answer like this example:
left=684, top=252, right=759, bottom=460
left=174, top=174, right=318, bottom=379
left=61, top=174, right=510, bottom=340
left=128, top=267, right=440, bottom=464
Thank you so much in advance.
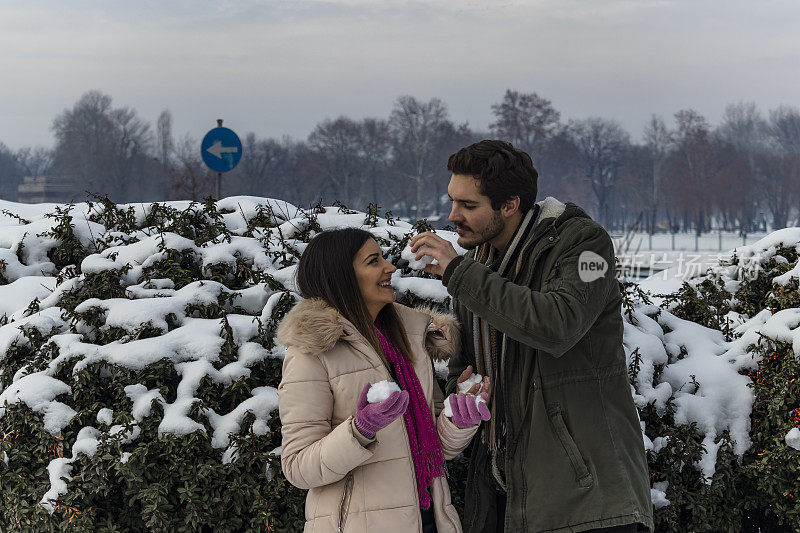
left=501, top=196, right=521, bottom=218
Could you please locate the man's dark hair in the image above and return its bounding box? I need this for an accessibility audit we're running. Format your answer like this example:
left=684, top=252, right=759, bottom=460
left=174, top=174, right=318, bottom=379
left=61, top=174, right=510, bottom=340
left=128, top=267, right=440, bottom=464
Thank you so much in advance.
left=447, top=139, right=538, bottom=211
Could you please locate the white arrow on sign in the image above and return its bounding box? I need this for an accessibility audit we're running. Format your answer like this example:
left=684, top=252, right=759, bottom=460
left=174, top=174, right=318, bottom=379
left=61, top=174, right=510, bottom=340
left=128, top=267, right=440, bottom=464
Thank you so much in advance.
left=206, top=140, right=239, bottom=159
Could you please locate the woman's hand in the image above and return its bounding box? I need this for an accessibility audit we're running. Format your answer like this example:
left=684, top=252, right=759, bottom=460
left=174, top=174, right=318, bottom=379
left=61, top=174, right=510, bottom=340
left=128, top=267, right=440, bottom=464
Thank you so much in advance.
left=447, top=393, right=491, bottom=428
left=354, top=383, right=409, bottom=439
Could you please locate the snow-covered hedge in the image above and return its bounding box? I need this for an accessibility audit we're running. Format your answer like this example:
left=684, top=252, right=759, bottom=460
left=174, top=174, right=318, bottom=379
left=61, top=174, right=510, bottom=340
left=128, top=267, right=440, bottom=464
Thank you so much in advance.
left=0, top=196, right=798, bottom=531
left=632, top=228, right=800, bottom=530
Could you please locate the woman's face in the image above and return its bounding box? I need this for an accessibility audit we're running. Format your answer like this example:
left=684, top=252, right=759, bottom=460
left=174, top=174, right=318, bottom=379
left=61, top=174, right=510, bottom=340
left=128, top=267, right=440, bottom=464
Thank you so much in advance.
left=352, top=238, right=397, bottom=321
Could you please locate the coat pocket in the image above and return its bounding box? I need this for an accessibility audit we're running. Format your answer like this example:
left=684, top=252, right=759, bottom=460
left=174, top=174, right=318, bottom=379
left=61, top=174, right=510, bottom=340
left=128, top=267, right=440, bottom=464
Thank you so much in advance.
left=547, top=403, right=593, bottom=488
left=337, top=471, right=354, bottom=532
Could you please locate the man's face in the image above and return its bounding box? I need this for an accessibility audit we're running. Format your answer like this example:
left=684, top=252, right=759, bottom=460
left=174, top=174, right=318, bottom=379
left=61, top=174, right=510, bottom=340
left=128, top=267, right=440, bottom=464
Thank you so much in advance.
left=447, top=174, right=504, bottom=250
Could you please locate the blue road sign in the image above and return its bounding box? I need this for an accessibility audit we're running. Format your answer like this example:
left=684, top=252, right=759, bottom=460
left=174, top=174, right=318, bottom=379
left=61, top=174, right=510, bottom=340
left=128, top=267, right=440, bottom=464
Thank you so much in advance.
left=201, top=127, right=242, bottom=173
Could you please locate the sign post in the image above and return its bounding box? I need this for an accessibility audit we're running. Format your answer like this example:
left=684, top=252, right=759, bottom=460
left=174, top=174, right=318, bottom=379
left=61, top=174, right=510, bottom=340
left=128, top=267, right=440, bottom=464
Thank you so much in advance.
left=201, top=119, right=242, bottom=199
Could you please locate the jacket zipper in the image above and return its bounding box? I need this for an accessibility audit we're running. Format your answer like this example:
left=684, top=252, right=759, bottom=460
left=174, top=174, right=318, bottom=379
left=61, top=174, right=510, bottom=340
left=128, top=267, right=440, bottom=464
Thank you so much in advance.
left=337, top=472, right=354, bottom=532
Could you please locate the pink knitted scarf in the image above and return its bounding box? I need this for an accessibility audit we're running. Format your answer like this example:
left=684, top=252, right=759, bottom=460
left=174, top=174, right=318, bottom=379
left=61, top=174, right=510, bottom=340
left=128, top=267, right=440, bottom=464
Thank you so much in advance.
left=375, top=325, right=445, bottom=510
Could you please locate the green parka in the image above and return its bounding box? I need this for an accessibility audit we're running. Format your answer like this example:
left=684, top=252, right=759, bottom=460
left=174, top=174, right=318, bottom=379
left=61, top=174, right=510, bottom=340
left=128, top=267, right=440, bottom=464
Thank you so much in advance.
left=443, top=197, right=653, bottom=533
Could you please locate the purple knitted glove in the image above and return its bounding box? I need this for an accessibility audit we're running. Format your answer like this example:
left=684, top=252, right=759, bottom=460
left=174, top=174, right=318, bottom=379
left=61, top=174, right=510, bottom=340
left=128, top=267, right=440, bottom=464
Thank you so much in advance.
left=448, top=393, right=491, bottom=429
left=354, top=383, right=409, bottom=439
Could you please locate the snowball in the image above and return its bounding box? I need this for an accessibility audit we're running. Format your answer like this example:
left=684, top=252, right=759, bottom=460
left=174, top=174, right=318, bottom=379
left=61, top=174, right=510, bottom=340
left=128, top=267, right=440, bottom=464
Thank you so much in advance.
left=441, top=373, right=487, bottom=418
left=442, top=394, right=487, bottom=418
left=366, top=380, right=401, bottom=404
left=785, top=428, right=800, bottom=451
left=401, top=243, right=436, bottom=270
left=457, top=373, right=483, bottom=395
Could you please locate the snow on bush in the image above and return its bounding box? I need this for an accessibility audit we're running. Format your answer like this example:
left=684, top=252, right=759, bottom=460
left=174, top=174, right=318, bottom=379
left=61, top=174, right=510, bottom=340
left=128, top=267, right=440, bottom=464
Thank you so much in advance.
left=0, top=196, right=452, bottom=531
left=632, top=228, right=800, bottom=530
left=0, top=195, right=798, bottom=531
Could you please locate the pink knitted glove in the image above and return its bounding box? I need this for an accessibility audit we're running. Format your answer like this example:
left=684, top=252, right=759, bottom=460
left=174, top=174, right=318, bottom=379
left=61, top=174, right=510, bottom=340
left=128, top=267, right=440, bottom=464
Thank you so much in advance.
left=354, top=383, right=409, bottom=439
left=448, top=393, right=491, bottom=429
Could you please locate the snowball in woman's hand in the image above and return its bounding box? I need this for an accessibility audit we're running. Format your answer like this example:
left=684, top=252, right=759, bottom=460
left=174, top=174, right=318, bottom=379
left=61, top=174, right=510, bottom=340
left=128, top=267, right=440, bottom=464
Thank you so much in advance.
left=457, top=373, right=483, bottom=395
left=443, top=393, right=486, bottom=418
left=367, top=380, right=402, bottom=404
left=401, top=244, right=436, bottom=270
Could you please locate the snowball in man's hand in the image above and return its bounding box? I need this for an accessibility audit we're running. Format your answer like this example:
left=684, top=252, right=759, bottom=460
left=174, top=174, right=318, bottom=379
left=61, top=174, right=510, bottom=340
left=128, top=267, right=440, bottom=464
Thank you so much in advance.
left=401, top=243, right=437, bottom=271
left=366, top=380, right=402, bottom=404
left=457, top=373, right=483, bottom=395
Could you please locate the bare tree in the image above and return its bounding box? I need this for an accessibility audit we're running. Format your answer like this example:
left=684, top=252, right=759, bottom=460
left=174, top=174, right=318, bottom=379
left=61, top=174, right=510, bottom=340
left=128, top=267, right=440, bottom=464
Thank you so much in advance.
left=51, top=90, right=154, bottom=201
left=718, top=102, right=768, bottom=153
left=715, top=103, right=768, bottom=233
left=758, top=106, right=800, bottom=229
left=0, top=143, right=23, bottom=200
left=358, top=118, right=392, bottom=208
left=169, top=135, right=213, bottom=200
left=235, top=133, right=288, bottom=198
left=490, top=89, right=560, bottom=157
left=642, top=115, right=672, bottom=234
left=662, top=109, right=736, bottom=235
left=15, top=146, right=53, bottom=178
left=389, top=96, right=453, bottom=219
left=568, top=117, right=630, bottom=228
left=156, top=110, right=174, bottom=168
left=769, top=105, right=800, bottom=154
left=308, top=116, right=363, bottom=207
left=618, top=144, right=655, bottom=232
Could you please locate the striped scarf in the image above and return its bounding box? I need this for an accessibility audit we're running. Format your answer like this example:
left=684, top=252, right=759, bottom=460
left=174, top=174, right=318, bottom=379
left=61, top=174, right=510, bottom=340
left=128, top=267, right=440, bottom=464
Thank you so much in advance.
left=472, top=204, right=539, bottom=490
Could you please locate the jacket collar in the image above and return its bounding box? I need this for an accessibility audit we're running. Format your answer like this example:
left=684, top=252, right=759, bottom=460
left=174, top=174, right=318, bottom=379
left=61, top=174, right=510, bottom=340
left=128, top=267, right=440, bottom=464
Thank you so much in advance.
left=533, top=196, right=593, bottom=229
left=533, top=196, right=567, bottom=227
left=276, top=298, right=458, bottom=361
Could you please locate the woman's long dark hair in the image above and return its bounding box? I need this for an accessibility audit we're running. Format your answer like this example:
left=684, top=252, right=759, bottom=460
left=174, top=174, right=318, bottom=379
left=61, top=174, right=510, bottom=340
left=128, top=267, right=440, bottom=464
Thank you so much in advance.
left=295, top=228, right=414, bottom=364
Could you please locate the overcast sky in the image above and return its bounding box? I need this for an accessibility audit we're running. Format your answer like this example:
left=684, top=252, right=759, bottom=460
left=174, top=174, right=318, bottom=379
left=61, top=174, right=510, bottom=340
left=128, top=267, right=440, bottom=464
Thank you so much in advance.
left=1, top=0, right=799, bottom=150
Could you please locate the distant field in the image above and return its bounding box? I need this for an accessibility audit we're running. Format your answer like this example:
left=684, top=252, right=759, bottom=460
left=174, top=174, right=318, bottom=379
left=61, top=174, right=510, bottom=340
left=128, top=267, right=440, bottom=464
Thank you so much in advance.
left=612, top=231, right=771, bottom=281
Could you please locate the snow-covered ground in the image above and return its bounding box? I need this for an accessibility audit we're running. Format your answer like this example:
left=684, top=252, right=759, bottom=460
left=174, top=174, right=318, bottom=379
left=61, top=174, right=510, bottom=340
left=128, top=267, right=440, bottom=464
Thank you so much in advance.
left=614, top=230, right=769, bottom=281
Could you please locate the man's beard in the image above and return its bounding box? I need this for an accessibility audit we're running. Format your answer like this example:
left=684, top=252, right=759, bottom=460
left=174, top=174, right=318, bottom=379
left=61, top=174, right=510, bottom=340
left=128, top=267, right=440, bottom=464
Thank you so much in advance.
left=457, top=211, right=504, bottom=250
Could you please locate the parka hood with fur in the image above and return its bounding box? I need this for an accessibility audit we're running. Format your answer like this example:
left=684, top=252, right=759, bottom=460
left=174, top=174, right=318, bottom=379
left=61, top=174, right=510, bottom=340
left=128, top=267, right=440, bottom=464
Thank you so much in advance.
left=277, top=298, right=459, bottom=361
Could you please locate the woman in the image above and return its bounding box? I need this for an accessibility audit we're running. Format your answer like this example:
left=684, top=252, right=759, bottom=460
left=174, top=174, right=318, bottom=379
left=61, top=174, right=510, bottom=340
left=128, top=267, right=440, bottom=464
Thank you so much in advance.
left=277, top=228, right=491, bottom=533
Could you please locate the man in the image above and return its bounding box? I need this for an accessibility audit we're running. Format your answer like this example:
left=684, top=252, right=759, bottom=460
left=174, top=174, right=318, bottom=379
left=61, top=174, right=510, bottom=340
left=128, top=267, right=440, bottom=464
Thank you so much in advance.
left=409, top=140, right=653, bottom=532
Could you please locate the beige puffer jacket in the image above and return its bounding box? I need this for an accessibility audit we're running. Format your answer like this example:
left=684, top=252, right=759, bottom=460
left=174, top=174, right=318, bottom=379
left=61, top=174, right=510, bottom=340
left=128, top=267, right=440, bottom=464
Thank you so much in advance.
left=277, top=299, right=478, bottom=533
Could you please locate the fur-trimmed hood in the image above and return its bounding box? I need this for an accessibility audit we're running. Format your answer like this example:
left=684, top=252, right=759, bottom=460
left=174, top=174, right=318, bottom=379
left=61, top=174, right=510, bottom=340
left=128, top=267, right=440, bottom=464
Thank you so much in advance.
left=276, top=299, right=459, bottom=361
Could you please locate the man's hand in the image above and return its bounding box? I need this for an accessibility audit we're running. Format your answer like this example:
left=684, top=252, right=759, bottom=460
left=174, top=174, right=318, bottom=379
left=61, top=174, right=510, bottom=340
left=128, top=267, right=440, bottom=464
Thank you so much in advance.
left=409, top=231, right=459, bottom=276
left=456, top=365, right=492, bottom=404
